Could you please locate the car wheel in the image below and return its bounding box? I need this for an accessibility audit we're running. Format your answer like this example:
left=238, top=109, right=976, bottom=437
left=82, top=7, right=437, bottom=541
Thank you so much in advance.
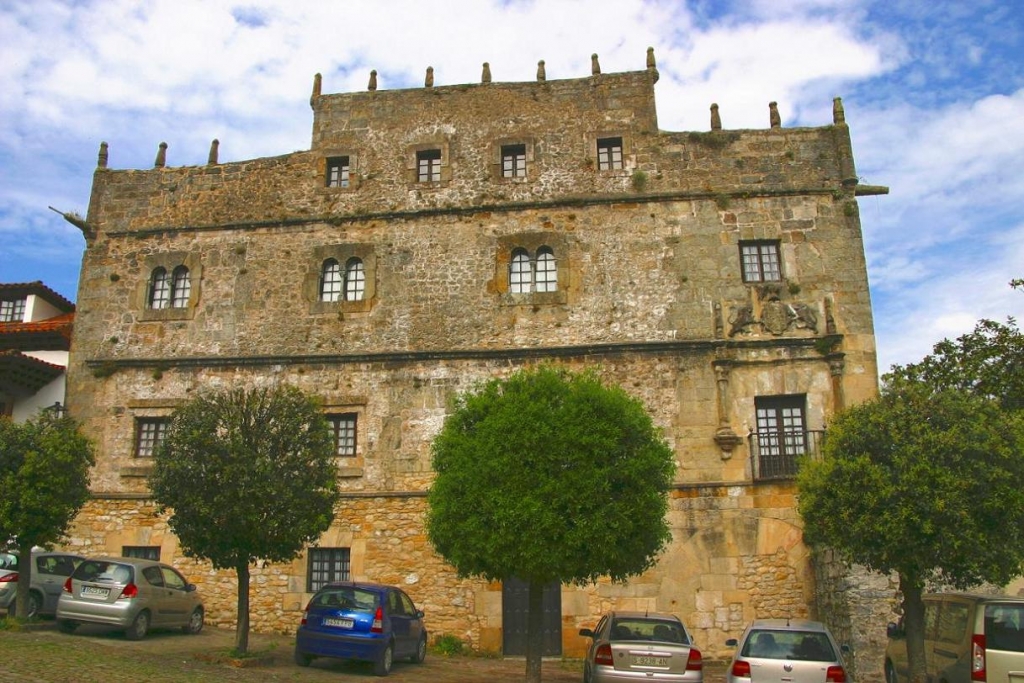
left=25, top=592, right=42, bottom=619
left=886, top=661, right=899, bottom=683
left=125, top=610, right=150, bottom=641
left=410, top=634, right=427, bottom=663
left=58, top=619, right=79, bottom=634
left=294, top=647, right=313, bottom=667
left=182, top=607, right=204, bottom=635
left=374, top=642, right=393, bottom=676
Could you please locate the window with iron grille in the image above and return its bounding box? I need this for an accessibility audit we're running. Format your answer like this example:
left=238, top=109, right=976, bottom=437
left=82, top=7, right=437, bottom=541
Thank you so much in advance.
left=740, top=241, right=782, bottom=282
left=344, top=258, right=365, bottom=301
left=307, top=547, right=351, bottom=592
left=417, top=149, right=442, bottom=182
left=534, top=247, right=557, bottom=292
left=501, top=144, right=527, bottom=178
left=753, top=395, right=806, bottom=479
left=329, top=413, right=357, bottom=457
left=597, top=137, right=623, bottom=170
left=326, top=156, right=350, bottom=188
left=0, top=298, right=26, bottom=322
left=135, top=418, right=170, bottom=457
left=122, top=546, right=161, bottom=561
left=320, top=259, right=343, bottom=302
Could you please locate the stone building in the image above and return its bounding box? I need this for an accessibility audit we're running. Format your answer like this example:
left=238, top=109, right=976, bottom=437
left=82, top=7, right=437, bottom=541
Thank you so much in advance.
left=63, top=50, right=888, bottom=672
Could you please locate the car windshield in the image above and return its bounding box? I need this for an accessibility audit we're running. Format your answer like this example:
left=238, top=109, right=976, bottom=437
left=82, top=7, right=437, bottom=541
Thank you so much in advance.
left=611, top=618, right=689, bottom=644
left=742, top=629, right=836, bottom=661
left=310, top=587, right=379, bottom=613
left=985, top=604, right=1024, bottom=652
left=72, top=560, right=133, bottom=584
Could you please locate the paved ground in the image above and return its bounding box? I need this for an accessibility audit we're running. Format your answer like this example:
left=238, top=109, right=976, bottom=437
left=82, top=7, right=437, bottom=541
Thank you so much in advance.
left=0, top=620, right=730, bottom=682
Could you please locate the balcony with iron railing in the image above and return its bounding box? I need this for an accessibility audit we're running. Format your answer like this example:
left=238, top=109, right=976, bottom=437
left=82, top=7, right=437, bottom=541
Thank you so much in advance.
left=747, top=429, right=825, bottom=481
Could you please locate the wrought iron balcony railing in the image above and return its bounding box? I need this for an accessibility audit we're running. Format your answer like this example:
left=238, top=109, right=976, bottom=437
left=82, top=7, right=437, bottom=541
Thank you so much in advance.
left=747, top=429, right=825, bottom=481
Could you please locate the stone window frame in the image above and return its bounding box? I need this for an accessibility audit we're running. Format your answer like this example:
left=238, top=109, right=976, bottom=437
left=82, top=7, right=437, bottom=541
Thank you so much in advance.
left=490, top=137, right=536, bottom=182
left=405, top=138, right=451, bottom=186
left=317, top=151, right=360, bottom=191
left=137, top=252, right=202, bottom=322
left=495, top=232, right=569, bottom=306
left=134, top=416, right=170, bottom=458
left=121, top=399, right=183, bottom=478
left=307, top=244, right=376, bottom=315
left=587, top=131, right=633, bottom=174
left=322, top=398, right=366, bottom=478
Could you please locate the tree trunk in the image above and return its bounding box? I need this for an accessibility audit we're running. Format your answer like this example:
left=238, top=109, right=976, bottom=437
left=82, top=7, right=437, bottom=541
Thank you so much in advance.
left=234, top=561, right=250, bottom=654
left=900, top=575, right=928, bottom=683
left=13, top=539, right=34, bottom=619
left=525, top=579, right=544, bottom=683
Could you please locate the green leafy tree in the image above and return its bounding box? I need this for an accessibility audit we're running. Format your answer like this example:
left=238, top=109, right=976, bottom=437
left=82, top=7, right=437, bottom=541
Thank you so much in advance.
left=426, top=366, right=675, bottom=683
left=0, top=410, right=94, bottom=619
left=149, top=386, right=340, bottom=653
left=798, top=383, right=1024, bottom=683
left=886, top=318, right=1024, bottom=411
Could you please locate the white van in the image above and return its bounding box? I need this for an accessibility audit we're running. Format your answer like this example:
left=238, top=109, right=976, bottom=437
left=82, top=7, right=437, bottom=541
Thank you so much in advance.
left=884, top=593, right=1024, bottom=683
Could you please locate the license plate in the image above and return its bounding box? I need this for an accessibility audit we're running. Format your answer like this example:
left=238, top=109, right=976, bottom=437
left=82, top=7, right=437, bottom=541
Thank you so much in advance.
left=81, top=586, right=109, bottom=598
left=323, top=617, right=354, bottom=629
left=632, top=655, right=668, bottom=667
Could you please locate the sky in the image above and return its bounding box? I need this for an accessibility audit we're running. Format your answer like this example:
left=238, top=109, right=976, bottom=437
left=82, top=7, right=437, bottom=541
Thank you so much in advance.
left=1, top=0, right=1022, bottom=376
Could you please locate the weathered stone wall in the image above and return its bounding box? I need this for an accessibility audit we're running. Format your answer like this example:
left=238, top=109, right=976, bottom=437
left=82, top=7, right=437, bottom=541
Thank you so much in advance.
left=64, top=61, right=882, bottom=660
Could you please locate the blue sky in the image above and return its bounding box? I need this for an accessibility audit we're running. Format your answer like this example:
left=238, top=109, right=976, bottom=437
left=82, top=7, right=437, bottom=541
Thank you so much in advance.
left=1, top=0, right=1022, bottom=375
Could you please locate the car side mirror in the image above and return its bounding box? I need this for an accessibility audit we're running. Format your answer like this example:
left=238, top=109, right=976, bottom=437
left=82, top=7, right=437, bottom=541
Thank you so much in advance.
left=726, top=638, right=738, bottom=647
left=886, top=622, right=904, bottom=638
left=416, top=610, right=424, bottom=618
left=579, top=628, right=595, bottom=639
left=186, top=583, right=197, bottom=593
left=841, top=644, right=851, bottom=654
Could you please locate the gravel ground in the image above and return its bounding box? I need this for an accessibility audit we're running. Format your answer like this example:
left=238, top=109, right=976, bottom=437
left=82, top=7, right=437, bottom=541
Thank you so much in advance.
left=0, top=620, right=730, bottom=682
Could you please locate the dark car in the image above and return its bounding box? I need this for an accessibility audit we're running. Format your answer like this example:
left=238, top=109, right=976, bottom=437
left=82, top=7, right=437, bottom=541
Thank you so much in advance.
left=294, top=582, right=427, bottom=676
left=578, top=610, right=703, bottom=683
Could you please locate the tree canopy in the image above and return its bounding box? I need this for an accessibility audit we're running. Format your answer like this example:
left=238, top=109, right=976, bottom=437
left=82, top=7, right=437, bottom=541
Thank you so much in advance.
left=149, top=385, right=339, bottom=652
left=799, top=350, right=1024, bottom=683
left=426, top=366, right=675, bottom=682
left=0, top=411, right=94, bottom=618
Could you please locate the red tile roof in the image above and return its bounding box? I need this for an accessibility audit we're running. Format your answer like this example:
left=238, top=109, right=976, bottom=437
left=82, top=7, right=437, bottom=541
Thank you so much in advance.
left=0, top=281, right=75, bottom=312
left=0, top=349, right=65, bottom=394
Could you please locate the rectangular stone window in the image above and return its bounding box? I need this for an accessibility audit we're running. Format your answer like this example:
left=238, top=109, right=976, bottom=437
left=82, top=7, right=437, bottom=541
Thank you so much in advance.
left=740, top=240, right=782, bottom=282
left=0, top=298, right=26, bottom=322
left=122, top=546, right=161, bottom=561
left=326, top=156, right=350, bottom=188
left=417, top=149, right=442, bottom=182
left=307, top=547, right=351, bottom=592
left=135, top=417, right=170, bottom=457
left=501, top=144, right=527, bottom=178
left=328, top=413, right=357, bottom=457
left=597, top=137, right=624, bottom=170
left=752, top=395, right=807, bottom=480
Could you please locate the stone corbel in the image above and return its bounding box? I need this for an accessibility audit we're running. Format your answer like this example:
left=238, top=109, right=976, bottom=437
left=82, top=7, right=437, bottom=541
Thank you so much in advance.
left=712, top=362, right=742, bottom=458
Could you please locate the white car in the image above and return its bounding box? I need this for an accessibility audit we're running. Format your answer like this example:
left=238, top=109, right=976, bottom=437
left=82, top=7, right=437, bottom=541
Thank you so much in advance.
left=0, top=551, right=84, bottom=618
left=726, top=619, right=850, bottom=683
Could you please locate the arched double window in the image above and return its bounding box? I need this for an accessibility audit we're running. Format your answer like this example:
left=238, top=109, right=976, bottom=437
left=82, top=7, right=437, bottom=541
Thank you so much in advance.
left=509, top=247, right=557, bottom=294
left=148, top=266, right=190, bottom=309
left=320, top=258, right=366, bottom=302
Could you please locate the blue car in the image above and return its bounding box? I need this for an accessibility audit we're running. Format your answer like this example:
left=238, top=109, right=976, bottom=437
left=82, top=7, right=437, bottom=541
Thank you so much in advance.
left=294, top=582, right=428, bottom=676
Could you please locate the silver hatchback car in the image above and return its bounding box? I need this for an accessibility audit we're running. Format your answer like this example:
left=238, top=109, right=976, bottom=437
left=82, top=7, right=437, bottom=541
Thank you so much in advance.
left=579, top=610, right=703, bottom=683
left=56, top=556, right=204, bottom=640
left=726, top=619, right=850, bottom=683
